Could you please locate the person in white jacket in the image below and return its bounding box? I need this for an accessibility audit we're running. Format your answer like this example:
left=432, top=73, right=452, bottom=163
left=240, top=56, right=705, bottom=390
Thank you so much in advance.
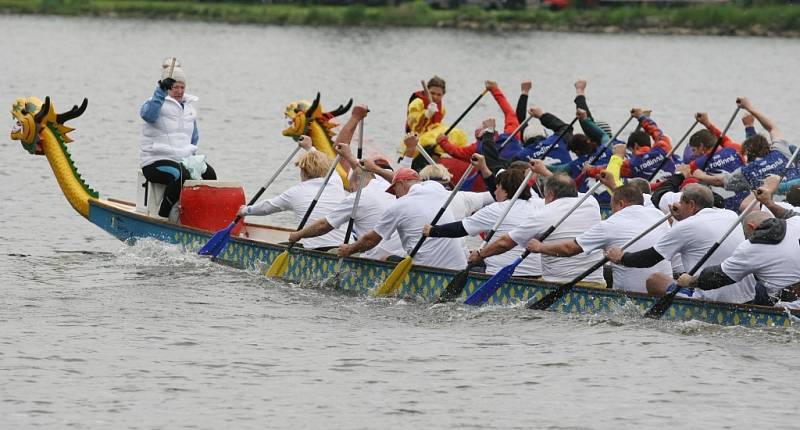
left=140, top=58, right=216, bottom=219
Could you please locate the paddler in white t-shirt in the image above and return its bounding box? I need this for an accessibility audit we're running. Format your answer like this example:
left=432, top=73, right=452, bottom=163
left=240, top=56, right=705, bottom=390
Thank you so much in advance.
left=423, top=159, right=544, bottom=276
left=673, top=209, right=800, bottom=307
left=237, top=147, right=347, bottom=250
left=417, top=163, right=494, bottom=220
left=672, top=180, right=800, bottom=307
left=469, top=172, right=606, bottom=286
left=527, top=182, right=672, bottom=293
left=288, top=147, right=405, bottom=260
left=337, top=168, right=468, bottom=270
left=605, top=184, right=756, bottom=304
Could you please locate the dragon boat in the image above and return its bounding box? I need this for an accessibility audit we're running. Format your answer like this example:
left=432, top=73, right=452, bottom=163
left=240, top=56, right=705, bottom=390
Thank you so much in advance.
left=10, top=96, right=799, bottom=329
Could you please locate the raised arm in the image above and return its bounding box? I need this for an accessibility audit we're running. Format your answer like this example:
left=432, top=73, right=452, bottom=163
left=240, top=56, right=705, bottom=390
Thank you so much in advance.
left=573, top=79, right=593, bottom=120
left=632, top=108, right=672, bottom=154
left=697, top=112, right=740, bottom=153
left=516, top=80, right=532, bottom=125
left=486, top=80, right=519, bottom=135
left=737, top=97, right=783, bottom=141
left=140, top=84, right=169, bottom=123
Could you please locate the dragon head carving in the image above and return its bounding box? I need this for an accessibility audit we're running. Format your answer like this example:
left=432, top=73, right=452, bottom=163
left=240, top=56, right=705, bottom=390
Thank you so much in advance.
left=281, top=92, right=353, bottom=140
left=11, top=96, right=87, bottom=155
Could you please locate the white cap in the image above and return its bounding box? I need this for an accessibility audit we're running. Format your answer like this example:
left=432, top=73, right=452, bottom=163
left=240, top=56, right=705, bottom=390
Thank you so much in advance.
left=522, top=121, right=546, bottom=142
left=161, top=57, right=186, bottom=84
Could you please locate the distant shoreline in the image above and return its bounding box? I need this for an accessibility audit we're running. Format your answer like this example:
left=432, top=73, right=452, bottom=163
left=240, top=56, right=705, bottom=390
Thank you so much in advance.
left=2, top=0, right=799, bottom=38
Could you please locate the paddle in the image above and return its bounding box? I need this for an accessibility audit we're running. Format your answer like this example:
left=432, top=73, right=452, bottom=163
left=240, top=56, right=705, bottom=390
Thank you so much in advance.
left=198, top=144, right=302, bottom=257
left=644, top=127, right=800, bottom=319
left=265, top=153, right=344, bottom=278
left=444, top=88, right=489, bottom=136
left=415, top=83, right=488, bottom=166
left=464, top=180, right=604, bottom=306
left=646, top=120, right=699, bottom=182
left=574, top=115, right=634, bottom=186
left=411, top=80, right=439, bottom=166
left=498, top=115, right=533, bottom=150
left=436, top=169, right=535, bottom=303
left=343, top=118, right=366, bottom=245
left=527, top=212, right=672, bottom=310
left=699, top=107, right=741, bottom=172
left=589, top=116, right=634, bottom=165
left=166, top=57, right=177, bottom=80
left=373, top=165, right=477, bottom=297
left=329, top=119, right=366, bottom=286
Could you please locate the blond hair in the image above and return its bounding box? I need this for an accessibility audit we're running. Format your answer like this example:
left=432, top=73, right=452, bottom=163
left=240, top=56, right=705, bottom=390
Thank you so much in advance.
left=419, top=164, right=452, bottom=183
left=295, top=151, right=332, bottom=179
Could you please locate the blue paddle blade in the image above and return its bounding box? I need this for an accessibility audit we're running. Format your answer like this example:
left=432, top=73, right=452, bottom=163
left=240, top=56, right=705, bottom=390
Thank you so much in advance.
left=198, top=222, right=235, bottom=257
left=463, top=257, right=522, bottom=306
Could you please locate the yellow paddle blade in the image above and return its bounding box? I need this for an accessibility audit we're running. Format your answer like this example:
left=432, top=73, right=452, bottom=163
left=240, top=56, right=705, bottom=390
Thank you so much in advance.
left=373, top=256, right=412, bottom=296
left=265, top=250, right=289, bottom=278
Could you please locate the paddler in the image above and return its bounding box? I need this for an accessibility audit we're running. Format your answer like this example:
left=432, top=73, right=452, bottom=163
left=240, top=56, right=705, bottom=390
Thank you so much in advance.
left=685, top=98, right=800, bottom=209
left=525, top=183, right=672, bottom=293
left=287, top=105, right=405, bottom=260
left=604, top=184, right=756, bottom=304
left=237, top=141, right=347, bottom=251
left=468, top=173, right=606, bottom=286
left=674, top=178, right=800, bottom=307
left=337, top=167, right=468, bottom=271
left=403, top=76, right=469, bottom=171
left=673, top=112, right=747, bottom=211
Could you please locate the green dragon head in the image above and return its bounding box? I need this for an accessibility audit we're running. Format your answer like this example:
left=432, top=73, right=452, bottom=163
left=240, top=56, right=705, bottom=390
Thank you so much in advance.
left=11, top=96, right=88, bottom=154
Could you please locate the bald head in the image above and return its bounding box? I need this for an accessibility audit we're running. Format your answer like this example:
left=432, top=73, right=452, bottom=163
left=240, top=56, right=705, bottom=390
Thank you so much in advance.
left=680, top=184, right=714, bottom=209
left=743, top=211, right=773, bottom=239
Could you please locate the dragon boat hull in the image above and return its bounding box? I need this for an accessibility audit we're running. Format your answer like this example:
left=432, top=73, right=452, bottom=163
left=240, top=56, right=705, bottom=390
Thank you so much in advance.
left=91, top=199, right=797, bottom=328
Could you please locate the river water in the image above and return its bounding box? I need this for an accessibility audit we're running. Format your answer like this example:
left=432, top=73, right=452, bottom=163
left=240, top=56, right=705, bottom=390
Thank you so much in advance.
left=1, top=15, right=799, bottom=429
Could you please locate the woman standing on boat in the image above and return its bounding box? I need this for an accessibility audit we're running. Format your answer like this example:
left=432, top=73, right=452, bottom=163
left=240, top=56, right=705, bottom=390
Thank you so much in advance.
left=140, top=58, right=217, bottom=220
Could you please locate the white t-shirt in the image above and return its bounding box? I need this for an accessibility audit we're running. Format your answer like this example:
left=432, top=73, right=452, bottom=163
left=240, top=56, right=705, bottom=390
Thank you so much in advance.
left=653, top=207, right=756, bottom=303
left=450, top=191, right=495, bottom=221
left=462, top=198, right=545, bottom=276
left=508, top=194, right=605, bottom=283
left=250, top=175, right=347, bottom=249
left=325, top=176, right=405, bottom=260
left=576, top=205, right=672, bottom=293
left=373, top=181, right=467, bottom=270
left=721, top=216, right=800, bottom=296
left=643, top=193, right=655, bottom=208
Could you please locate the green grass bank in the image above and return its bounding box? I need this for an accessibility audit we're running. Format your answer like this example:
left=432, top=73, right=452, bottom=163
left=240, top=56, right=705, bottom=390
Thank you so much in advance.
left=2, top=0, right=799, bottom=36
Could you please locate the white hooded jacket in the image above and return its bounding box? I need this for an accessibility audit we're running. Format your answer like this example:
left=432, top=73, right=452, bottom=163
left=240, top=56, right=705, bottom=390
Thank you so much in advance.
left=140, top=93, right=199, bottom=167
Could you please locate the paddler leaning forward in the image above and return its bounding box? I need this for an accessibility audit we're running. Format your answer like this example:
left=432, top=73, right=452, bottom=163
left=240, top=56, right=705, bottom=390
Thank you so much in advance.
left=236, top=137, right=347, bottom=251
left=671, top=178, right=800, bottom=308
left=287, top=105, right=405, bottom=260
left=337, top=167, right=468, bottom=271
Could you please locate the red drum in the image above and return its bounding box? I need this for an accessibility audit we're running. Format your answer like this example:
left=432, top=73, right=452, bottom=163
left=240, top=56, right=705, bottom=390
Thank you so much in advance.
left=180, top=180, right=245, bottom=235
